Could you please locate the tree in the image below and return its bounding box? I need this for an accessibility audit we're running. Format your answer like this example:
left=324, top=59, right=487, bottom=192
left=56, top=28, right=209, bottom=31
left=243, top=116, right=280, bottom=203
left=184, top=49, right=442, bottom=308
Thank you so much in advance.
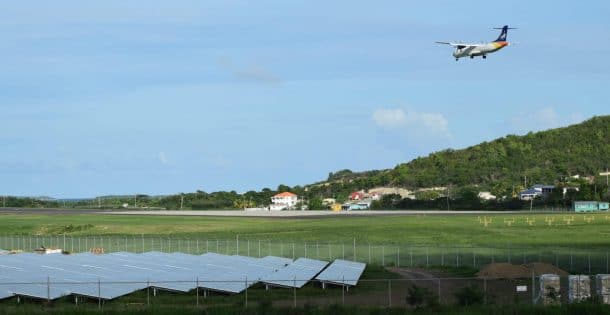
left=415, top=190, right=440, bottom=200
left=277, top=184, right=291, bottom=193
left=454, top=285, right=484, bottom=306
left=308, top=198, right=324, bottom=210
left=406, top=285, right=438, bottom=308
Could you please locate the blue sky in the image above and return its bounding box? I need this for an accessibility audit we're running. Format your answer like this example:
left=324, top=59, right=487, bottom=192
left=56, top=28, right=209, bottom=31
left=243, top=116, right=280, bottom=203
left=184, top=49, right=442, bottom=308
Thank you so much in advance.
left=1, top=1, right=609, bottom=198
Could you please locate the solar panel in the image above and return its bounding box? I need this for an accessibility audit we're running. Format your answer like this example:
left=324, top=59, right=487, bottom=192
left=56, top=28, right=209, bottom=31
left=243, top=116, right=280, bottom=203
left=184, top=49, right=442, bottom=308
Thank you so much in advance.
left=0, top=251, right=318, bottom=300
left=0, top=252, right=147, bottom=300
left=315, top=259, right=366, bottom=286
left=262, top=258, right=328, bottom=288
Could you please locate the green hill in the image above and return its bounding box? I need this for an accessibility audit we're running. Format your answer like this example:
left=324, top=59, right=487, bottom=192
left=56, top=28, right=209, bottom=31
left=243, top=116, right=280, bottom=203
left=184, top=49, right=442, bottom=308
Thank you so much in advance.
left=312, top=116, right=610, bottom=198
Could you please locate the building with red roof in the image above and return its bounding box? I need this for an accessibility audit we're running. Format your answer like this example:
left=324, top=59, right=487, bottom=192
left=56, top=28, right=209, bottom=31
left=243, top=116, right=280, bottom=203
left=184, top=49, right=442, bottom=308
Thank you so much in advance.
left=270, top=192, right=298, bottom=211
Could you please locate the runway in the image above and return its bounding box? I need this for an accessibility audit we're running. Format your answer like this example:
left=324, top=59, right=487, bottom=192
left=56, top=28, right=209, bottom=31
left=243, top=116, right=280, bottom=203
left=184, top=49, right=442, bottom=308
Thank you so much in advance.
left=0, top=208, right=529, bottom=218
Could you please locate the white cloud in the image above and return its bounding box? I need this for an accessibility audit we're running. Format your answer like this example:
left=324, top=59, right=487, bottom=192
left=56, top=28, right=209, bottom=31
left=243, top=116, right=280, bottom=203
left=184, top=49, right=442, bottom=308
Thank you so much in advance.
left=372, top=108, right=407, bottom=128
left=511, top=106, right=584, bottom=134
left=158, top=151, right=169, bottom=165
left=372, top=108, right=450, bottom=136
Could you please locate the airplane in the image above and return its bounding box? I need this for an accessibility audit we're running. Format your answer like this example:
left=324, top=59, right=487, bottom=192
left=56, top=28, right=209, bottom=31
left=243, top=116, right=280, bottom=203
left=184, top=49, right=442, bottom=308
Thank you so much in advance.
left=436, top=25, right=516, bottom=61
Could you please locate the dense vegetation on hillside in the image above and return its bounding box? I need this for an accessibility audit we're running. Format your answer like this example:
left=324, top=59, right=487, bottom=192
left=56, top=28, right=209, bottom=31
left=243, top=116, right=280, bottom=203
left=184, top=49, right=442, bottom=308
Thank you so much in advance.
left=311, top=116, right=610, bottom=198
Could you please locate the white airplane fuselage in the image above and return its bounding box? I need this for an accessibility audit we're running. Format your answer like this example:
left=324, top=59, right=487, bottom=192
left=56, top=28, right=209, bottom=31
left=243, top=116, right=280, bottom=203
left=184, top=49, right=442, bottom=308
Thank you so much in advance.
left=453, top=41, right=509, bottom=59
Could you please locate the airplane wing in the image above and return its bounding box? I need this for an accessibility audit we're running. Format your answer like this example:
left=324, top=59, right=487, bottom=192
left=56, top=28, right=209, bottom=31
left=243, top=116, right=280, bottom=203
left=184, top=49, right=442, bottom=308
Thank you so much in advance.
left=435, top=42, right=479, bottom=49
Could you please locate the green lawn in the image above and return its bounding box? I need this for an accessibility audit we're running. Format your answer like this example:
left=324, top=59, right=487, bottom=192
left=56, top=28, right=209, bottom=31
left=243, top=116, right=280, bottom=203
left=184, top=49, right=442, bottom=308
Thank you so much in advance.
left=1, top=212, right=609, bottom=248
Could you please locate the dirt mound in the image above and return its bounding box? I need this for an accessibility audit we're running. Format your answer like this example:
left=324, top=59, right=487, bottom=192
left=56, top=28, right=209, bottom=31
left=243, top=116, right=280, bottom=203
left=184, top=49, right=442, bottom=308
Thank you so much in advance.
left=477, top=262, right=568, bottom=279
left=524, top=262, right=569, bottom=276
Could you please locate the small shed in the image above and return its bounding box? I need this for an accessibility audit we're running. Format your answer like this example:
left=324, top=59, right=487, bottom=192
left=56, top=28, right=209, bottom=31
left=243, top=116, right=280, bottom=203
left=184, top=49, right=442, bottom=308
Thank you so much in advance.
left=572, top=201, right=607, bottom=212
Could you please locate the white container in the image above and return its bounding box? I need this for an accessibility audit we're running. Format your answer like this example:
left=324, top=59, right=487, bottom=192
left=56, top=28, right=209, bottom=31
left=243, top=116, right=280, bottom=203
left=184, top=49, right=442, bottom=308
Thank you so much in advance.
left=568, top=275, right=590, bottom=303
left=596, top=274, right=610, bottom=304
left=539, top=274, right=561, bottom=305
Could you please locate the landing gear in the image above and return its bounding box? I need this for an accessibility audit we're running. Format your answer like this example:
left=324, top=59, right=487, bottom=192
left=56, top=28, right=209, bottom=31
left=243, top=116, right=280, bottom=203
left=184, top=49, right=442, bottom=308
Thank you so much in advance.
left=455, top=58, right=459, bottom=61
left=470, top=55, right=474, bottom=59
left=482, top=55, right=487, bottom=59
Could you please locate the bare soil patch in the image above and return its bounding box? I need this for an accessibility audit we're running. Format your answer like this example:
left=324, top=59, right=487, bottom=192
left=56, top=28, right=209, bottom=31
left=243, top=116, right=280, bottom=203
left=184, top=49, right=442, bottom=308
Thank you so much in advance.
left=477, top=262, right=568, bottom=278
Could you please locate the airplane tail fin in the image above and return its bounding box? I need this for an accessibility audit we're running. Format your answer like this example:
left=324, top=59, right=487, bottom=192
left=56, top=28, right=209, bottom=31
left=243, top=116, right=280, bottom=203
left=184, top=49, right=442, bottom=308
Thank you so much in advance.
left=493, top=25, right=516, bottom=42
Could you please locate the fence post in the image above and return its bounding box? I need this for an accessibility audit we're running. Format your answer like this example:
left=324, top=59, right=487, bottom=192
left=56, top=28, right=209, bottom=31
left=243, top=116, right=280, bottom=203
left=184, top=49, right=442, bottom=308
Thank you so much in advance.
left=316, top=242, right=319, bottom=259
left=397, top=247, right=400, bottom=268
left=258, top=240, right=261, bottom=257
left=196, top=277, right=199, bottom=307
left=410, top=247, right=413, bottom=267
left=245, top=276, right=248, bottom=308
left=531, top=271, right=535, bottom=305
left=473, top=250, right=477, bottom=268
left=292, top=243, right=295, bottom=259
left=438, top=278, right=441, bottom=304
left=293, top=277, right=297, bottom=308
left=484, top=277, right=487, bottom=304
left=98, top=277, right=101, bottom=309
left=147, top=279, right=150, bottom=306
left=342, top=276, right=345, bottom=305
left=388, top=279, right=392, bottom=307
left=342, top=243, right=345, bottom=260
left=47, top=276, right=50, bottom=303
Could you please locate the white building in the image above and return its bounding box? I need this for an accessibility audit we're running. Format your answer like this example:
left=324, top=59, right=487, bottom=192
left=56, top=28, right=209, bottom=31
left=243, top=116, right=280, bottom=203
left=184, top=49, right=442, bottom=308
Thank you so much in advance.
left=269, top=192, right=298, bottom=211
left=478, top=191, right=497, bottom=201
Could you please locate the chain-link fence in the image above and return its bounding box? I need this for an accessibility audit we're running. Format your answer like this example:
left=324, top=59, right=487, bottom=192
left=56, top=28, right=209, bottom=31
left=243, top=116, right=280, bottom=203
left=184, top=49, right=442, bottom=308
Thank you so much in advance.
left=0, top=276, right=606, bottom=308
left=1, top=235, right=609, bottom=274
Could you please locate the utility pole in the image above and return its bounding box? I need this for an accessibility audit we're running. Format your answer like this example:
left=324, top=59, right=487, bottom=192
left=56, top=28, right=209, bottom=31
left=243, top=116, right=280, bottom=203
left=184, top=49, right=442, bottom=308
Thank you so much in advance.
left=134, top=194, right=137, bottom=208
left=180, top=194, right=184, bottom=210
left=601, top=168, right=610, bottom=187
left=601, top=169, right=610, bottom=196
left=446, top=184, right=451, bottom=211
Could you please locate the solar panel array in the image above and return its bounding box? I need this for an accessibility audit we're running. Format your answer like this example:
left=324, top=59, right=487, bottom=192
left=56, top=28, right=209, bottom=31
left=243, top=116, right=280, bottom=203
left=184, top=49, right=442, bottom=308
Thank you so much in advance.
left=0, top=252, right=293, bottom=300
left=316, top=259, right=366, bottom=286
left=0, top=252, right=365, bottom=301
left=262, top=258, right=329, bottom=288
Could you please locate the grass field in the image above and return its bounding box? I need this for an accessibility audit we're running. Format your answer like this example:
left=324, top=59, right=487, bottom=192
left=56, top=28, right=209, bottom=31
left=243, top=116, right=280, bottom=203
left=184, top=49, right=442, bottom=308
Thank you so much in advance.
left=1, top=212, right=609, bottom=248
